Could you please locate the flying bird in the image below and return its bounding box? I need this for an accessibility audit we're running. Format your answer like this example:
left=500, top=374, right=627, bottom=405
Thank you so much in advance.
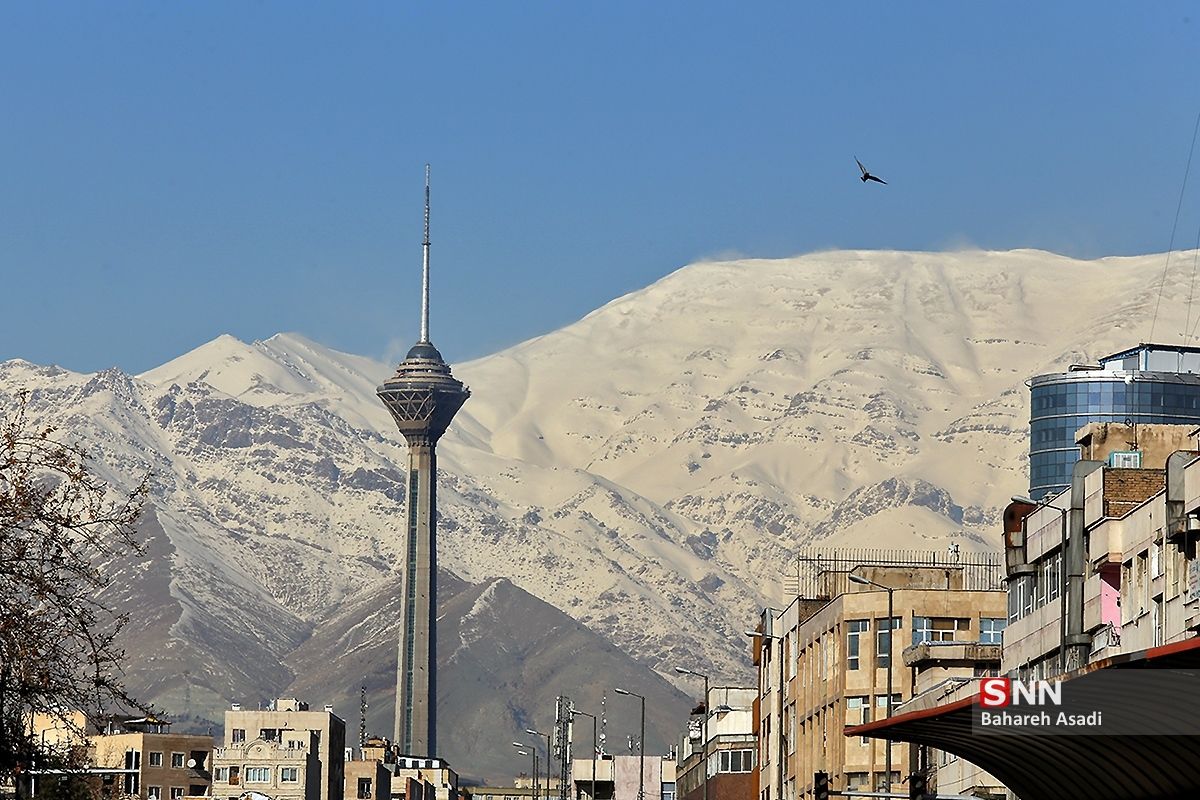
left=856, top=157, right=887, bottom=185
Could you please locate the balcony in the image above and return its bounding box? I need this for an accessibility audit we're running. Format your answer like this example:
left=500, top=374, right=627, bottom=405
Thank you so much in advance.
left=1089, top=622, right=1122, bottom=657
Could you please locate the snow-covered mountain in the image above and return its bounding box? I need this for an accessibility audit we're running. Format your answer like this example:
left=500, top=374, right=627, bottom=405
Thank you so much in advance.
left=2, top=248, right=1189, bottom=777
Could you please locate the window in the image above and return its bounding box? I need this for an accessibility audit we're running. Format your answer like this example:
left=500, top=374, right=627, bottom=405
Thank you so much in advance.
left=662, top=785, right=676, bottom=800
left=259, top=729, right=279, bottom=742
left=231, top=729, right=245, bottom=744
left=214, top=769, right=229, bottom=783
left=282, top=768, right=299, bottom=784
left=874, top=773, right=901, bottom=792
left=149, top=753, right=164, bottom=768
left=877, top=695, right=901, bottom=739
left=717, top=749, right=755, bottom=773
left=980, top=618, right=1006, bottom=645
left=170, top=789, right=184, bottom=800
left=846, top=696, right=870, bottom=743
left=875, top=617, right=900, bottom=668
left=846, top=620, right=869, bottom=670
left=171, top=753, right=185, bottom=769
left=1009, top=575, right=1027, bottom=622
left=911, top=617, right=968, bottom=645
left=188, top=786, right=206, bottom=796
left=244, top=767, right=271, bottom=784
left=845, top=774, right=869, bottom=791
left=148, top=788, right=162, bottom=799
left=1045, top=552, right=1062, bottom=603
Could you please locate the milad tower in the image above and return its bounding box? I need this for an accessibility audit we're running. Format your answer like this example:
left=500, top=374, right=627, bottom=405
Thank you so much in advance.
left=377, top=165, right=469, bottom=758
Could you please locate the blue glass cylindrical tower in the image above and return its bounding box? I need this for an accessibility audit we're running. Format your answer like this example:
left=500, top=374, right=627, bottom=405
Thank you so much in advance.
left=1029, top=344, right=1200, bottom=499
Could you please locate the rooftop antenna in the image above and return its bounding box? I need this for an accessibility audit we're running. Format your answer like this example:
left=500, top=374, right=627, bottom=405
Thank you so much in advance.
left=420, top=164, right=432, bottom=345
left=359, top=685, right=368, bottom=749
left=599, top=691, right=607, bottom=756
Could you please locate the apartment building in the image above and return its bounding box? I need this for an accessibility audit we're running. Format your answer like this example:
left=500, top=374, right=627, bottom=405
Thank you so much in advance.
left=389, top=757, right=460, bottom=800
left=569, top=756, right=676, bottom=800
left=1004, top=422, right=1200, bottom=677
left=90, top=716, right=214, bottom=800
left=899, top=642, right=1005, bottom=799
left=675, top=687, right=757, bottom=800
left=23, top=712, right=213, bottom=800
left=210, top=698, right=345, bottom=800
left=752, top=552, right=1005, bottom=800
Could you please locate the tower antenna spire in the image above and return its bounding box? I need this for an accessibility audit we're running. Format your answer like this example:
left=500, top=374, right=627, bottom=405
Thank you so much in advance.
left=420, top=164, right=431, bottom=344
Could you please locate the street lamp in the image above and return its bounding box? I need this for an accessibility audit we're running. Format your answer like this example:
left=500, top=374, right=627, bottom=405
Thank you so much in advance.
left=744, top=629, right=784, bottom=800
left=847, top=572, right=896, bottom=795
left=1013, top=494, right=1069, bottom=671
left=674, top=667, right=710, bottom=800
left=613, top=688, right=645, bottom=800
left=571, top=709, right=598, bottom=800
left=514, top=742, right=537, bottom=800
left=527, top=729, right=553, bottom=800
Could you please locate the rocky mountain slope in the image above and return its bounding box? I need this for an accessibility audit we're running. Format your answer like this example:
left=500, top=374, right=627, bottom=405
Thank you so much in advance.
left=3, top=248, right=1192, bottom=780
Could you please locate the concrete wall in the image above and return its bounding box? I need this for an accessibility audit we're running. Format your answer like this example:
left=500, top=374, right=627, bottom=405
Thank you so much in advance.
left=92, top=731, right=214, bottom=799
left=1076, top=422, right=1196, bottom=471
left=220, top=704, right=345, bottom=800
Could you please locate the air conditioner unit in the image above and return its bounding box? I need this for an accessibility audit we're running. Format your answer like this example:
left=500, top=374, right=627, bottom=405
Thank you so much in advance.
left=1108, top=450, right=1142, bottom=469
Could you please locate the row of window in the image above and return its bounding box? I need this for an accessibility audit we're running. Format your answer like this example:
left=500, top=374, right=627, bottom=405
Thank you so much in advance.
left=705, top=748, right=755, bottom=776
left=146, top=753, right=189, bottom=769
left=845, top=616, right=1006, bottom=669
left=214, top=766, right=299, bottom=784
left=845, top=695, right=900, bottom=743
left=146, top=788, right=198, bottom=799
left=1031, top=380, right=1200, bottom=412
left=1007, top=552, right=1063, bottom=622
left=229, top=728, right=309, bottom=746
left=844, top=772, right=901, bottom=793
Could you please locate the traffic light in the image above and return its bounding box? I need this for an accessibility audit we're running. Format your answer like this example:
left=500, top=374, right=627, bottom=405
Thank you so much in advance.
left=813, top=771, right=830, bottom=800
left=909, top=770, right=927, bottom=800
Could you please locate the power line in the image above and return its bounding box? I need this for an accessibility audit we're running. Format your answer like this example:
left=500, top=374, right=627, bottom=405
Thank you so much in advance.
left=1150, top=105, right=1200, bottom=343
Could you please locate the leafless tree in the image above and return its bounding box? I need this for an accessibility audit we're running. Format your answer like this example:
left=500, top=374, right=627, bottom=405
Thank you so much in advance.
left=0, top=392, right=148, bottom=791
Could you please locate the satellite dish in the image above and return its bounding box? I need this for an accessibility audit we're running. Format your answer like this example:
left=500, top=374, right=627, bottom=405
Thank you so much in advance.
left=187, top=759, right=197, bottom=768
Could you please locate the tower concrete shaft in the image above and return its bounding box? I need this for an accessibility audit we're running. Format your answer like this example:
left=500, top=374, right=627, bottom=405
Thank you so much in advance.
left=378, top=343, right=468, bottom=757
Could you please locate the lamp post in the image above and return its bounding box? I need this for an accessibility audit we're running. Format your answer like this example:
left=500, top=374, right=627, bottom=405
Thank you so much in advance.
left=847, top=572, right=895, bottom=795
left=527, top=729, right=553, bottom=800
left=674, top=668, right=709, bottom=800
left=571, top=709, right=598, bottom=800
left=1013, top=494, right=1069, bottom=672
left=514, top=743, right=537, bottom=800
left=613, top=688, right=645, bottom=800
left=744, top=629, right=785, bottom=800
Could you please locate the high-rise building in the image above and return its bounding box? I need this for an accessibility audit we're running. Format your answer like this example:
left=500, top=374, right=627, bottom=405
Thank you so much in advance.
left=210, top=698, right=346, bottom=800
left=1029, top=343, right=1200, bottom=499
left=377, top=166, right=470, bottom=757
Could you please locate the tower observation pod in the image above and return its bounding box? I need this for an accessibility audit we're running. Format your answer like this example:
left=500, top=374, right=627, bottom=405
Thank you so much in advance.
left=376, top=165, right=470, bottom=758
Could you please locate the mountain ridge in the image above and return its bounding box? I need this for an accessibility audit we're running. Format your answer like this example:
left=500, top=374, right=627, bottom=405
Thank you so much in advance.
left=5, top=247, right=1196, bottom=779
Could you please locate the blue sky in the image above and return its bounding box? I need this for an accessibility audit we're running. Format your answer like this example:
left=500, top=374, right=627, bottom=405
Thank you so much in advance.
left=3, top=3, right=1199, bottom=373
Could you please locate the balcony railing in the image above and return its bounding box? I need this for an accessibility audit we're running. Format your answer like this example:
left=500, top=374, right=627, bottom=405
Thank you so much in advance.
left=1090, top=621, right=1122, bottom=656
